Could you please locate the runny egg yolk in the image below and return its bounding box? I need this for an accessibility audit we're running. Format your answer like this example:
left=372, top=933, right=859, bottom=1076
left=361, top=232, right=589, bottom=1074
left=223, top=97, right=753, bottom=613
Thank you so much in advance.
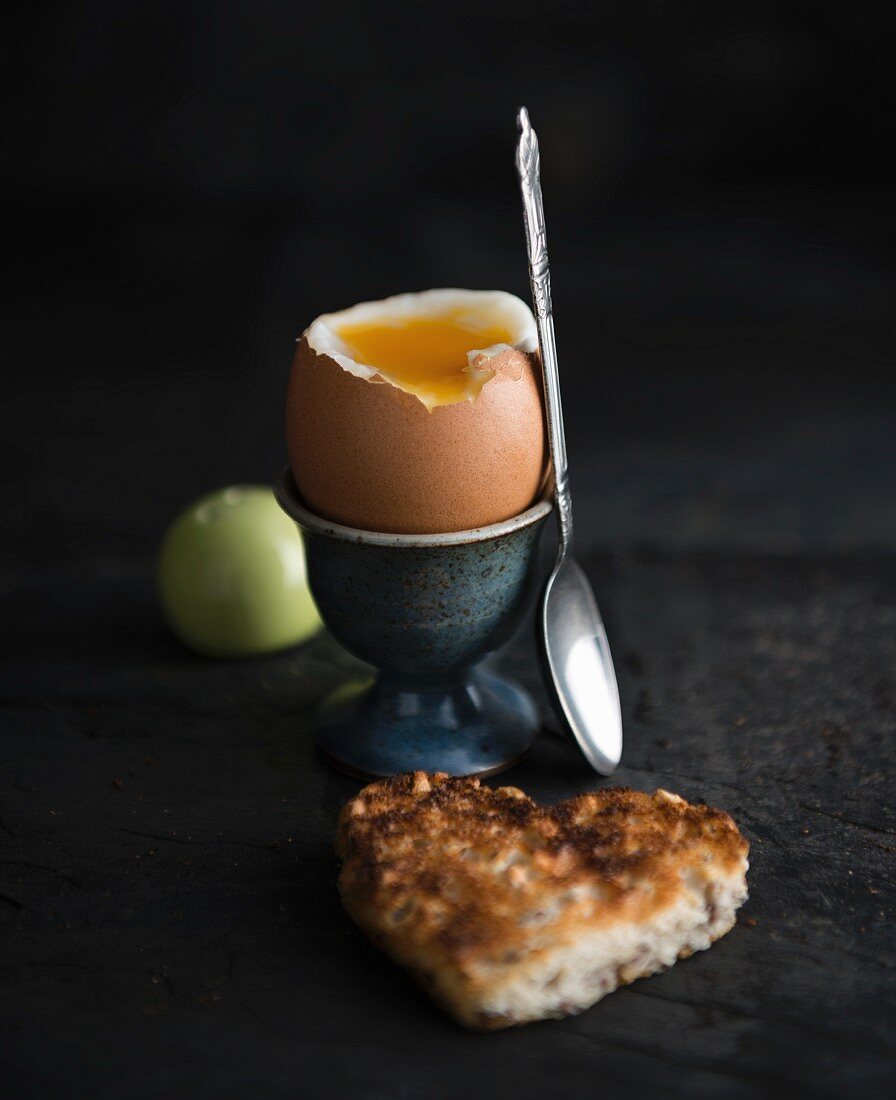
left=336, top=308, right=516, bottom=406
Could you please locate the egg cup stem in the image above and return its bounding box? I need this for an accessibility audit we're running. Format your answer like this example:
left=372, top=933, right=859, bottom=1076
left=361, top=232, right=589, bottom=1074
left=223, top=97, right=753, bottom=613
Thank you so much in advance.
left=313, top=668, right=540, bottom=780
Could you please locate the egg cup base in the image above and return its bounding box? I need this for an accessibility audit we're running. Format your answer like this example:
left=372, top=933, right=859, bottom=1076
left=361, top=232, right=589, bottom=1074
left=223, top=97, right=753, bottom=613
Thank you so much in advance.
left=312, top=667, right=540, bottom=780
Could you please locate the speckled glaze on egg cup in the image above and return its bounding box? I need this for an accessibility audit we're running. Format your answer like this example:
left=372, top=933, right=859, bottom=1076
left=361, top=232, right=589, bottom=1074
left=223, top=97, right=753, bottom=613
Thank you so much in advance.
left=275, top=469, right=552, bottom=779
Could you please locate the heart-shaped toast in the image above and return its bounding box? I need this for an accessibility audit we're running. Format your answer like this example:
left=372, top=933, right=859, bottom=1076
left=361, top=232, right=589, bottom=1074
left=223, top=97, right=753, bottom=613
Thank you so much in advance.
left=336, top=772, right=749, bottom=1030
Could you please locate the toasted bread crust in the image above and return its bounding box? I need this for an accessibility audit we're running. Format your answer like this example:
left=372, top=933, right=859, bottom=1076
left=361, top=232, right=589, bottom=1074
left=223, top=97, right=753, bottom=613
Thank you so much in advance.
left=337, top=772, right=749, bottom=1029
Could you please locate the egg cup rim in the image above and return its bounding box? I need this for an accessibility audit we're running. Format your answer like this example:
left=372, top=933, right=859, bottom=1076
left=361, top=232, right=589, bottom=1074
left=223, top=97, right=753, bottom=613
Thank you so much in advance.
left=275, top=468, right=553, bottom=547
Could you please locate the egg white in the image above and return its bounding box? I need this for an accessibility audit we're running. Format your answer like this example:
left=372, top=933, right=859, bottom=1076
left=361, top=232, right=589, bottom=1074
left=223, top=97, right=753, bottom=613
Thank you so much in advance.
left=304, top=288, right=538, bottom=411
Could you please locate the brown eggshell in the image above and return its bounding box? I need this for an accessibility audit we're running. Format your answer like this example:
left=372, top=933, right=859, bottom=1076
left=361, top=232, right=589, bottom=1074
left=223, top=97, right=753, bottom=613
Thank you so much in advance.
left=286, top=336, right=548, bottom=534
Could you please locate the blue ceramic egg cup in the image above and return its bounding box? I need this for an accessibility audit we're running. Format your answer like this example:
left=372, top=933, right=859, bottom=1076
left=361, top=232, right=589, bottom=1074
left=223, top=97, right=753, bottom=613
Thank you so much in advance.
left=276, top=470, right=552, bottom=778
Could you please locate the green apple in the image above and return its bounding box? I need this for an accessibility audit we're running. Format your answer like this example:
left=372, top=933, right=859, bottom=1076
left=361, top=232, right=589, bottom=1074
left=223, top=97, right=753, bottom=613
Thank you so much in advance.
left=158, top=485, right=322, bottom=657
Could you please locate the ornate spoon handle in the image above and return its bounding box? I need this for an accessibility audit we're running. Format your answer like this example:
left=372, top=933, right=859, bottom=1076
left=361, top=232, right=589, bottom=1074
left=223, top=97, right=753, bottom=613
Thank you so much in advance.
left=516, top=107, right=573, bottom=556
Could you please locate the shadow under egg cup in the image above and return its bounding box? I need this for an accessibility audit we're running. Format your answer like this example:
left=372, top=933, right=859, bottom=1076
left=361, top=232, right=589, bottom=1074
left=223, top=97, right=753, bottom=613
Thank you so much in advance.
left=276, top=470, right=552, bottom=779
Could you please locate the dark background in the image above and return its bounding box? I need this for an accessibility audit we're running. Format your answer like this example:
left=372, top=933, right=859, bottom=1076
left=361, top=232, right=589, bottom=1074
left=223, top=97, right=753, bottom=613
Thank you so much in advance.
left=3, top=0, right=894, bottom=565
left=2, top=3, right=895, bottom=1098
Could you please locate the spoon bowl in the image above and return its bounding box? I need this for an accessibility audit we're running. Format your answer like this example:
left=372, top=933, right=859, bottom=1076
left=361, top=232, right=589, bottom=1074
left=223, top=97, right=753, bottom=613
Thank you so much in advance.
left=540, top=557, right=623, bottom=774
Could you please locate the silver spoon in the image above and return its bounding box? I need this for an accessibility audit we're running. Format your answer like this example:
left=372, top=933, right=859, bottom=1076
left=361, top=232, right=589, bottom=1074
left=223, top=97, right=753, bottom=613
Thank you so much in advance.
left=516, top=106, right=623, bottom=774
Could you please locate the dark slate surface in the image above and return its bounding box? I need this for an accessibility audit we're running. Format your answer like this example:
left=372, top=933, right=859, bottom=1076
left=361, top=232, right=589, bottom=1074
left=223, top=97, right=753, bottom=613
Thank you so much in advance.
left=1, top=544, right=894, bottom=1099
left=4, top=6, right=895, bottom=1094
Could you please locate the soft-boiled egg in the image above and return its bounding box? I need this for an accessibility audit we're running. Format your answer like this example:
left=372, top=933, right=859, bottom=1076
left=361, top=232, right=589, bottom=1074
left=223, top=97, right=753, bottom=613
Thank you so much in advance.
left=286, top=288, right=548, bottom=534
